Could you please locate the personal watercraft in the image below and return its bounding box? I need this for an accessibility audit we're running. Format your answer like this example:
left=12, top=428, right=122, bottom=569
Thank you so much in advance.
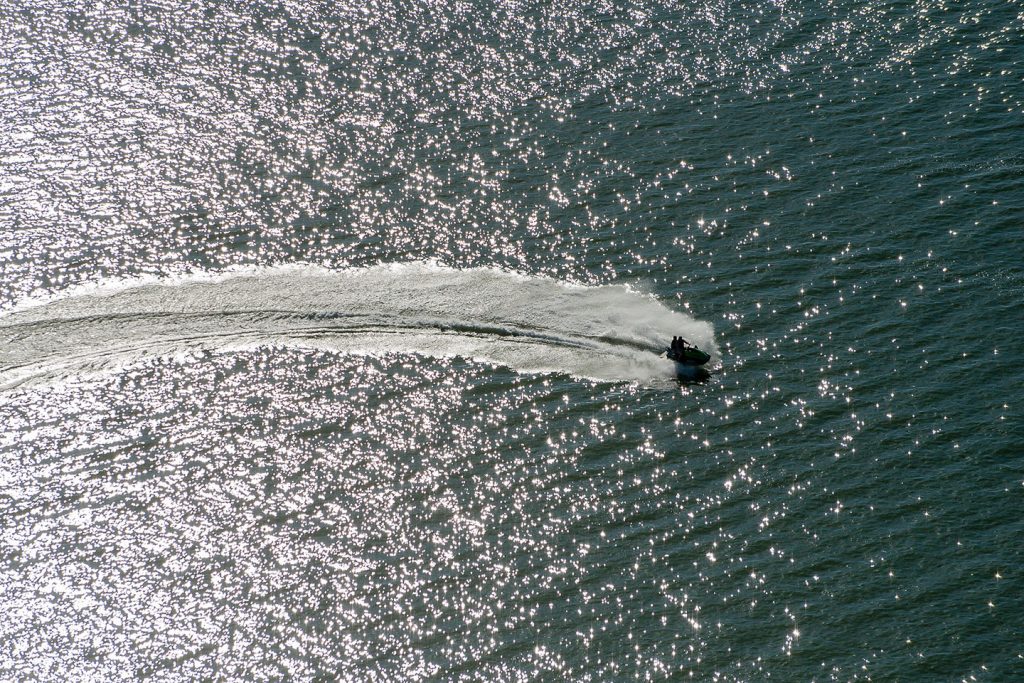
left=664, top=339, right=712, bottom=382
left=664, top=341, right=710, bottom=366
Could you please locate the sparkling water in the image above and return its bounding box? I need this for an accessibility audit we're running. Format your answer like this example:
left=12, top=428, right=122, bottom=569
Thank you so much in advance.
left=1, top=0, right=1021, bottom=679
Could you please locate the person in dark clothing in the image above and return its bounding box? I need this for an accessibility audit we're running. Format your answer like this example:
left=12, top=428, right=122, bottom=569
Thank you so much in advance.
left=672, top=337, right=690, bottom=357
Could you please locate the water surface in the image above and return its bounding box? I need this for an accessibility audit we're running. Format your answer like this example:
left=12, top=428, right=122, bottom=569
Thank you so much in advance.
left=1, top=0, right=1022, bottom=679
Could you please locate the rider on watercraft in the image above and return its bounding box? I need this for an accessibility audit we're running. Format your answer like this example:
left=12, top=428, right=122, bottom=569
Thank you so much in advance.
left=667, top=336, right=710, bottom=366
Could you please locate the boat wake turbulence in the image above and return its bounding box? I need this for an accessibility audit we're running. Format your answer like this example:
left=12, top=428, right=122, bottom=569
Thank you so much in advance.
left=0, top=262, right=718, bottom=388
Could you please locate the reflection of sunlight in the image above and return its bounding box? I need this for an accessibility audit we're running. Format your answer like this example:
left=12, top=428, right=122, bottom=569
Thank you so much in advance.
left=0, top=0, right=1018, bottom=678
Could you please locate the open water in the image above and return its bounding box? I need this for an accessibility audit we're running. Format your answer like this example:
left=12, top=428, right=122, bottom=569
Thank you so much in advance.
left=1, top=0, right=1022, bottom=680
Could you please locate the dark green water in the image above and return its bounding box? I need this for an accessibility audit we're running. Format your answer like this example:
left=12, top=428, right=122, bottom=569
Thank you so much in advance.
left=1, top=0, right=1022, bottom=679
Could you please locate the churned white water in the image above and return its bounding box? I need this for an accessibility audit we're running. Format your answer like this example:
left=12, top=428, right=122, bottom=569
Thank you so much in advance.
left=1, top=262, right=717, bottom=387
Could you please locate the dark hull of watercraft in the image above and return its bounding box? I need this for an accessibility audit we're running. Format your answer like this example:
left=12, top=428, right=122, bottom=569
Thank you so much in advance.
left=665, top=348, right=711, bottom=366
left=663, top=345, right=712, bottom=382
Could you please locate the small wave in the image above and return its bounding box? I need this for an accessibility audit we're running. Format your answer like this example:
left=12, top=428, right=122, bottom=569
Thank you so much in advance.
left=0, top=262, right=718, bottom=387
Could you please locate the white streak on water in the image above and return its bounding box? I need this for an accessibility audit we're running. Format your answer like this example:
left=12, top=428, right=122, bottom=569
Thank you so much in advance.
left=0, top=262, right=718, bottom=387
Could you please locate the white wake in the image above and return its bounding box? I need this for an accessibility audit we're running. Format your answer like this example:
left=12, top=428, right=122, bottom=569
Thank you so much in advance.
left=0, top=262, right=718, bottom=387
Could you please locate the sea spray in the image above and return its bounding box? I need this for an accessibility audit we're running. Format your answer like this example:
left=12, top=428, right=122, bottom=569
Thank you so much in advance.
left=0, top=262, right=717, bottom=387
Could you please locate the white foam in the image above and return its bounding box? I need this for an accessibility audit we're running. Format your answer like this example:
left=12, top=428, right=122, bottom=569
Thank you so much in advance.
left=0, top=262, right=717, bottom=387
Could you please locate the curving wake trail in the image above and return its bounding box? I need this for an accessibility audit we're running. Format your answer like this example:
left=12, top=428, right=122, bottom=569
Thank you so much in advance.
left=0, top=262, right=718, bottom=388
